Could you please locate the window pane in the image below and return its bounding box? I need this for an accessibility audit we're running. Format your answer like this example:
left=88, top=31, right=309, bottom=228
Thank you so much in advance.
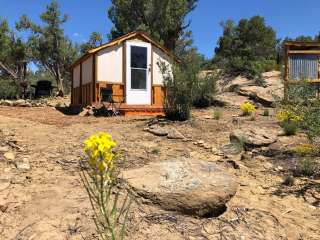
left=131, top=46, right=147, bottom=68
left=131, top=69, right=146, bottom=89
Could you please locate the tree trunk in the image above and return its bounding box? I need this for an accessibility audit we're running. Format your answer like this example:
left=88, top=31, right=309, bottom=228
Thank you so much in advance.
left=56, top=67, right=64, bottom=97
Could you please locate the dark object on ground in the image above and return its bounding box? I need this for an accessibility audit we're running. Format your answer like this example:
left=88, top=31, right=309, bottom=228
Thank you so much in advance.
left=31, top=80, right=54, bottom=98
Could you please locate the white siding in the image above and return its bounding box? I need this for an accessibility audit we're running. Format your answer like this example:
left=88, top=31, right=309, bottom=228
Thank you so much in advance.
left=97, top=44, right=123, bottom=83
left=152, top=46, right=172, bottom=85
left=82, top=56, right=93, bottom=84
left=73, top=64, right=80, bottom=88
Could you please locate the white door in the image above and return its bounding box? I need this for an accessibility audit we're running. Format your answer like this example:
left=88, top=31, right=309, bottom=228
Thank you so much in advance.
left=126, top=41, right=151, bottom=105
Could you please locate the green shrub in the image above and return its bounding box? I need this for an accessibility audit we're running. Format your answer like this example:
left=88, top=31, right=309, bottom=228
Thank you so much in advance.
left=263, top=109, right=269, bottom=116
left=0, top=79, right=19, bottom=99
left=192, top=73, right=217, bottom=108
left=276, top=80, right=320, bottom=142
left=213, top=109, right=222, bottom=120
left=281, top=120, right=299, bottom=136
left=297, top=158, right=317, bottom=177
left=230, top=136, right=246, bottom=153
left=159, top=63, right=194, bottom=121
left=282, top=175, right=295, bottom=186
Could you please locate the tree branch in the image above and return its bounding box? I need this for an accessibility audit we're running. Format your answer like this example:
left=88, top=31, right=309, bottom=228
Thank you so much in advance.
left=0, top=61, right=18, bottom=79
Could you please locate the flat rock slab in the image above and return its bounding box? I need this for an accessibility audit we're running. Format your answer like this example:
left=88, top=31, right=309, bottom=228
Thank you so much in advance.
left=123, top=158, right=237, bottom=217
left=230, top=127, right=277, bottom=148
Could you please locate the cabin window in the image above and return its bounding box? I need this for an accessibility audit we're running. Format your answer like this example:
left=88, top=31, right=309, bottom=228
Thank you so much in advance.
left=289, top=55, right=318, bottom=80
left=131, top=46, right=147, bottom=90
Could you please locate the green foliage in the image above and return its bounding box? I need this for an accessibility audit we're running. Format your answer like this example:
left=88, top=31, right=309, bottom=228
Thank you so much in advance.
left=230, top=136, right=245, bottom=154
left=263, top=109, right=269, bottom=116
left=297, top=158, right=317, bottom=177
left=281, top=121, right=299, bottom=136
left=282, top=175, right=295, bottom=186
left=214, top=16, right=278, bottom=79
left=16, top=0, right=78, bottom=95
left=292, top=144, right=319, bottom=157
left=0, top=79, right=19, bottom=99
left=0, top=19, right=29, bottom=81
left=213, top=109, right=222, bottom=120
left=80, top=32, right=103, bottom=54
left=276, top=80, right=320, bottom=142
left=192, top=72, right=217, bottom=108
left=108, top=0, right=197, bottom=50
left=160, top=64, right=193, bottom=121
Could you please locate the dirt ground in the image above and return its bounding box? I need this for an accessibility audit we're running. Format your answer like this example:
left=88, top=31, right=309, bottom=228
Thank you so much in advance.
left=0, top=105, right=319, bottom=240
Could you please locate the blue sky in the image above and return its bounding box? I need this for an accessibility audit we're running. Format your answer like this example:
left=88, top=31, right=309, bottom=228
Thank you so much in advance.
left=1, top=0, right=320, bottom=59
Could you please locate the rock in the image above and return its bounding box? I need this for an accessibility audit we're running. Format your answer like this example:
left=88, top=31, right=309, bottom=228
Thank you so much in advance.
left=15, top=160, right=31, bottom=171
left=13, top=99, right=29, bottom=107
left=147, top=126, right=169, bottom=136
left=211, top=147, right=224, bottom=156
left=197, top=140, right=205, bottom=146
left=0, top=146, right=9, bottom=152
left=215, top=92, right=250, bottom=107
left=79, top=109, right=91, bottom=117
left=0, top=204, right=8, bottom=213
left=221, top=143, right=243, bottom=155
left=3, top=152, right=15, bottom=161
left=167, top=128, right=185, bottom=139
left=1, top=100, right=13, bottom=106
left=230, top=127, right=277, bottom=149
left=123, top=158, right=237, bottom=217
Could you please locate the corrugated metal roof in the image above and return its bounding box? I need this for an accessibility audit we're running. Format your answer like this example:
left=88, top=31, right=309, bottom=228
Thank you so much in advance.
left=289, top=55, right=318, bottom=80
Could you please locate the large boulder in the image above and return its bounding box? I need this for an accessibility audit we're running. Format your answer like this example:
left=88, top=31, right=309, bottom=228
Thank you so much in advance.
left=123, top=158, right=237, bottom=217
left=217, top=71, right=283, bottom=107
left=230, top=127, right=277, bottom=149
left=236, top=71, right=283, bottom=107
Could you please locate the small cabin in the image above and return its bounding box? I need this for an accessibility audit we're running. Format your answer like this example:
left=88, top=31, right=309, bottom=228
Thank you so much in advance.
left=71, top=31, right=175, bottom=116
left=284, top=41, right=320, bottom=98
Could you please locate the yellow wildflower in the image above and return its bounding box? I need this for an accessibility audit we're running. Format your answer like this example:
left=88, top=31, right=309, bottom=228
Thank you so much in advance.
left=240, top=102, right=256, bottom=116
left=83, top=132, right=117, bottom=173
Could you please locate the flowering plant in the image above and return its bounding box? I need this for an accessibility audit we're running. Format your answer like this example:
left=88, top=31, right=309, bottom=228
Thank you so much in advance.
left=81, top=132, right=131, bottom=240
left=276, top=109, right=302, bottom=123
left=240, top=102, right=256, bottom=116
left=83, top=132, right=117, bottom=178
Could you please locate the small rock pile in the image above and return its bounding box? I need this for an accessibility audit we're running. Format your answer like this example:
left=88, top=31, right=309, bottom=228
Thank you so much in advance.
left=0, top=130, right=30, bottom=171
left=0, top=96, right=69, bottom=108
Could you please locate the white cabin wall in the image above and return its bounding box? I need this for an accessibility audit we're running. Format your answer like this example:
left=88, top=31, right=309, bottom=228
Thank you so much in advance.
left=82, top=56, right=93, bottom=85
left=96, top=44, right=123, bottom=83
left=152, top=46, right=172, bottom=85
left=73, top=64, right=80, bottom=88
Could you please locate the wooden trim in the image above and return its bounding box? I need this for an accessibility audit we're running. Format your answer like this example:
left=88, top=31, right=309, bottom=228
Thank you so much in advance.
left=79, top=63, right=83, bottom=105
left=95, top=54, right=99, bottom=103
left=285, top=41, right=320, bottom=47
left=151, top=45, right=154, bottom=104
left=284, top=45, right=289, bottom=100
left=92, top=53, right=96, bottom=103
left=288, top=50, right=320, bottom=54
left=288, top=80, right=320, bottom=84
left=123, top=42, right=127, bottom=103
left=71, top=31, right=179, bottom=68
left=71, top=67, right=73, bottom=105
left=152, top=84, right=163, bottom=87
left=96, top=81, right=124, bottom=85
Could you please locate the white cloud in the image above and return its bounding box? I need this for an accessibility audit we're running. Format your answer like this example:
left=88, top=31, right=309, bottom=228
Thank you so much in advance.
left=73, top=32, right=80, bottom=37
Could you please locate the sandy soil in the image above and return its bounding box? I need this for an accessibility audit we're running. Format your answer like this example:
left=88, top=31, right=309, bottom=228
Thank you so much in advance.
left=0, top=106, right=319, bottom=240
